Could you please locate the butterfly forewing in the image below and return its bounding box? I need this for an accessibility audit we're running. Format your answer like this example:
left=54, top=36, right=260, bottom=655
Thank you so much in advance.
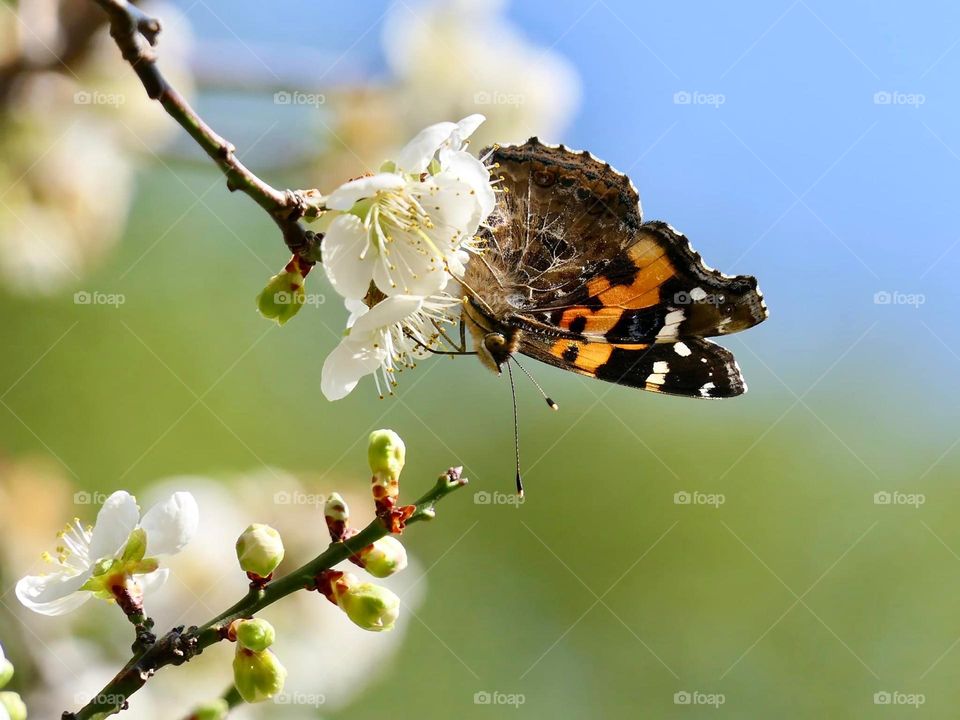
left=528, top=221, right=767, bottom=343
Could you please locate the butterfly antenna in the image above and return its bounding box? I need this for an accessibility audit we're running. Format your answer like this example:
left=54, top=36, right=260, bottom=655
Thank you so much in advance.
left=506, top=361, right=524, bottom=498
left=512, top=357, right=559, bottom=411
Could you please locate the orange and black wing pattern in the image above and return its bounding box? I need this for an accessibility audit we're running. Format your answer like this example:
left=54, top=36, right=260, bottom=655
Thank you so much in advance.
left=518, top=221, right=767, bottom=345
left=520, top=337, right=747, bottom=398
left=464, top=139, right=767, bottom=398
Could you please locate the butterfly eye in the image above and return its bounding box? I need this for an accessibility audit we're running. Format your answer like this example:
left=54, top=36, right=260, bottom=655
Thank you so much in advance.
left=483, top=333, right=507, bottom=353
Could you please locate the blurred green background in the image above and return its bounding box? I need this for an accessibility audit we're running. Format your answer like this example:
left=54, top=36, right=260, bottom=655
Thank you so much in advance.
left=3, top=0, right=960, bottom=718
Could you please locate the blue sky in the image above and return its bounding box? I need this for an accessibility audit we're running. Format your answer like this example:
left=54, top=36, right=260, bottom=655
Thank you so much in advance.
left=178, top=0, right=960, bottom=404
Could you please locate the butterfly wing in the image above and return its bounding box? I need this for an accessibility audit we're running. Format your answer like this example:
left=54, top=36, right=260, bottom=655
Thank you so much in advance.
left=520, top=336, right=746, bottom=398
left=464, top=139, right=764, bottom=397
left=464, top=138, right=646, bottom=318
left=523, top=221, right=766, bottom=343
left=469, top=140, right=767, bottom=343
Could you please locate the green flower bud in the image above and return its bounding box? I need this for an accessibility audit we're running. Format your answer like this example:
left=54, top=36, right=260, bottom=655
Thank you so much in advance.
left=0, top=691, right=26, bottom=720
left=190, top=698, right=229, bottom=720
left=256, top=269, right=305, bottom=326
left=324, top=492, right=349, bottom=541
left=368, top=429, right=405, bottom=478
left=324, top=492, right=349, bottom=523
left=236, top=524, right=285, bottom=579
left=359, top=536, right=408, bottom=578
left=368, top=429, right=405, bottom=511
left=235, top=618, right=276, bottom=653
left=232, top=647, right=287, bottom=703
left=0, top=644, right=13, bottom=690
left=336, top=581, right=400, bottom=632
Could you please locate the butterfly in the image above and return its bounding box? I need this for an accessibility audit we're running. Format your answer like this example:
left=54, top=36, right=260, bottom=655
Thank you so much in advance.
left=457, top=138, right=768, bottom=399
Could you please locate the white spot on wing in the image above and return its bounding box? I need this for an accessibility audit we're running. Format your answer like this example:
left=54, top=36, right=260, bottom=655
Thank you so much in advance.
left=700, top=381, right=716, bottom=397
left=652, top=361, right=669, bottom=374
left=656, top=309, right=685, bottom=340
left=674, top=342, right=691, bottom=357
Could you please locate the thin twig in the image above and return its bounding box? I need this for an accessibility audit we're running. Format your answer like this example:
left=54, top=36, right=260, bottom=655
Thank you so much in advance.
left=63, top=469, right=468, bottom=720
left=89, top=0, right=323, bottom=261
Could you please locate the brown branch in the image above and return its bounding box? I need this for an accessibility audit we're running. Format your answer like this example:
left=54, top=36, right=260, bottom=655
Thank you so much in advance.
left=63, top=468, right=467, bottom=720
left=89, top=0, right=323, bottom=262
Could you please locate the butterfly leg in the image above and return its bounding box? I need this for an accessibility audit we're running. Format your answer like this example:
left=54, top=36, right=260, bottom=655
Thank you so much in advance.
left=403, top=328, right=476, bottom=357
left=434, top=322, right=462, bottom=352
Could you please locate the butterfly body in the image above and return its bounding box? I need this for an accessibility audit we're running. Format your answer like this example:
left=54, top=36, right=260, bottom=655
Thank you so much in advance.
left=461, top=138, right=768, bottom=398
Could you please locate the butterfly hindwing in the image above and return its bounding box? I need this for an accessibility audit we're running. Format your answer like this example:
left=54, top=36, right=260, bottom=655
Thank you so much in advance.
left=520, top=336, right=747, bottom=398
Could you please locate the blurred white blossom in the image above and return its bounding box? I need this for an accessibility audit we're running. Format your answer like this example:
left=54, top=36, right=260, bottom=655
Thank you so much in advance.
left=0, top=0, right=193, bottom=295
left=382, top=0, right=580, bottom=147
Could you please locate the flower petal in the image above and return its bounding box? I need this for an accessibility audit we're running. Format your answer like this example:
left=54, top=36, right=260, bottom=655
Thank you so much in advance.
left=372, top=245, right=449, bottom=298
left=351, top=295, right=424, bottom=334
left=395, top=121, right=458, bottom=174
left=138, top=568, right=170, bottom=595
left=321, top=338, right=386, bottom=401
left=15, top=570, right=91, bottom=616
left=452, top=114, right=485, bottom=147
left=344, top=297, right=369, bottom=329
left=140, top=491, right=199, bottom=556
left=427, top=172, right=485, bottom=239
left=88, top=491, right=140, bottom=561
left=326, top=173, right=405, bottom=211
left=446, top=249, right=470, bottom=279
left=321, top=215, right=376, bottom=300
left=438, top=149, right=496, bottom=220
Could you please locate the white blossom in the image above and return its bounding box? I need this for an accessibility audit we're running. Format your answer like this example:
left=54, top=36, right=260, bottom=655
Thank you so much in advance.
left=15, top=490, right=198, bottom=616
left=320, top=115, right=495, bottom=301
left=321, top=294, right=459, bottom=401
